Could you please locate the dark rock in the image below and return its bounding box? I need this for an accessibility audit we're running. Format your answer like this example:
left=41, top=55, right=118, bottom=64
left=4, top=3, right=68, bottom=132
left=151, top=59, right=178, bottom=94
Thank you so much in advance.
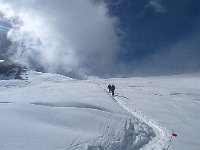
left=0, top=60, right=26, bottom=80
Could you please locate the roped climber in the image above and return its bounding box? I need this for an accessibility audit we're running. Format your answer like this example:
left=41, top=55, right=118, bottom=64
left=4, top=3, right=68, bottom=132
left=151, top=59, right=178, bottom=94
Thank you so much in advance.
left=108, top=84, right=111, bottom=93
left=111, top=85, right=115, bottom=96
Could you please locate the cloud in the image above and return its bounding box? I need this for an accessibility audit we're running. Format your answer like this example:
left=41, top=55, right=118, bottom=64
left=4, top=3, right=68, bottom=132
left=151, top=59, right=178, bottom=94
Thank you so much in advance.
left=2, top=0, right=199, bottom=77
left=146, top=0, right=166, bottom=13
left=0, top=0, right=120, bottom=78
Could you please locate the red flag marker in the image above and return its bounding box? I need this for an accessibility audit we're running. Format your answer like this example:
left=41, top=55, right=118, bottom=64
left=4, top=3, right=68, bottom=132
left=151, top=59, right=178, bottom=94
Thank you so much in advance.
left=166, top=130, right=178, bottom=150
left=172, top=131, right=177, bottom=137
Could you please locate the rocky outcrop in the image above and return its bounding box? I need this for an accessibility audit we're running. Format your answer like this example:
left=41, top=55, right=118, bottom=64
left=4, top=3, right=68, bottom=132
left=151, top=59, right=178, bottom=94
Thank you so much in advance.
left=0, top=60, right=26, bottom=80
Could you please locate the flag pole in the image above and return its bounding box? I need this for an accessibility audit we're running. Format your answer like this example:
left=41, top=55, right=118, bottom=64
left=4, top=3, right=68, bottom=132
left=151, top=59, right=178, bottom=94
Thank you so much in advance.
left=166, top=135, right=173, bottom=150
left=166, top=130, right=177, bottom=150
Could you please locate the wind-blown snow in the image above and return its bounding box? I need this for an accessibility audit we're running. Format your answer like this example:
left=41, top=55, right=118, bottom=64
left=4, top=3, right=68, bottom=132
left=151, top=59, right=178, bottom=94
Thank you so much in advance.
left=0, top=1, right=120, bottom=77
left=0, top=71, right=199, bottom=150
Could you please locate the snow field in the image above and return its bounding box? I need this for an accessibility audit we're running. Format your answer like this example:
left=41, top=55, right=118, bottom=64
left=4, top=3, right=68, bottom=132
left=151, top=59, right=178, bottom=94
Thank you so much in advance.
left=94, top=75, right=200, bottom=150
left=0, top=71, right=157, bottom=150
left=1, top=71, right=199, bottom=150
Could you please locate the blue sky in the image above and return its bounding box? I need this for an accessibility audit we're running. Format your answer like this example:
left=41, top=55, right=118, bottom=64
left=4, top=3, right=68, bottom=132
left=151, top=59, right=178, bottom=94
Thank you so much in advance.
left=105, top=0, right=200, bottom=75
left=1, top=0, right=200, bottom=77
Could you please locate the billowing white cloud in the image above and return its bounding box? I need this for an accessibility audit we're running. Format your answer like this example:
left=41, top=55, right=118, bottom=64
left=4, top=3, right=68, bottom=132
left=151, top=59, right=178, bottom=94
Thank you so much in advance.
left=0, top=0, right=120, bottom=78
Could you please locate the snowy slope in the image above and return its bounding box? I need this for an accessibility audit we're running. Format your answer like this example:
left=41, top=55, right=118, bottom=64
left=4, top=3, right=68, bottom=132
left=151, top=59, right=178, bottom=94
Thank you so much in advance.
left=1, top=71, right=199, bottom=150
left=93, top=75, right=200, bottom=150
left=0, top=71, right=160, bottom=150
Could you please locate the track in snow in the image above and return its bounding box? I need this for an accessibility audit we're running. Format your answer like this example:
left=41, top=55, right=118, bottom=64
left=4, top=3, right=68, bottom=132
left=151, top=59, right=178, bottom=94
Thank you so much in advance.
left=91, top=81, right=170, bottom=150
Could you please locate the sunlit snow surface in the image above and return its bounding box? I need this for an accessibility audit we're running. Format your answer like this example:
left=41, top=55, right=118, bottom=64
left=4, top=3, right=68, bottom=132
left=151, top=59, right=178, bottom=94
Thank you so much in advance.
left=0, top=71, right=199, bottom=150
left=93, top=74, right=200, bottom=150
